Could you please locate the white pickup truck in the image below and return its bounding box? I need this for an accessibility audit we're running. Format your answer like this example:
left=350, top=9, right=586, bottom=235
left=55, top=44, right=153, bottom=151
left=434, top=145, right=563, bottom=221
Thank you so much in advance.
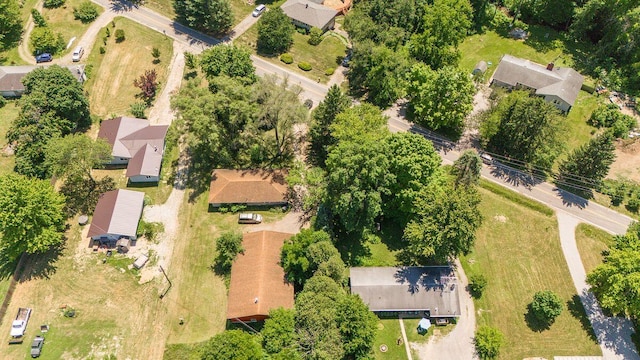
left=10, top=307, right=32, bottom=338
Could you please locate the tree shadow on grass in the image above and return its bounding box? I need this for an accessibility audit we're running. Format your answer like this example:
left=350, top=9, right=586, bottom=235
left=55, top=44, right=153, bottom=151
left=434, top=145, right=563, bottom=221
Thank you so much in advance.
left=524, top=304, right=552, bottom=332
left=567, top=294, right=598, bottom=342
left=17, top=244, right=64, bottom=283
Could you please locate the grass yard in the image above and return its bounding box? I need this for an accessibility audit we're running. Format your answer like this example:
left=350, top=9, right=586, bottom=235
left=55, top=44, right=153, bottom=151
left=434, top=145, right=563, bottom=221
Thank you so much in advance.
left=403, top=318, right=454, bottom=344
left=236, top=26, right=347, bottom=83
left=460, top=187, right=601, bottom=359
left=41, top=0, right=104, bottom=55
left=84, top=17, right=173, bottom=117
left=0, top=101, right=18, bottom=176
left=0, top=222, right=170, bottom=359
left=144, top=0, right=176, bottom=20
left=230, top=0, right=287, bottom=25
left=373, top=319, right=408, bottom=360
left=561, top=91, right=603, bottom=155
left=575, top=223, right=614, bottom=274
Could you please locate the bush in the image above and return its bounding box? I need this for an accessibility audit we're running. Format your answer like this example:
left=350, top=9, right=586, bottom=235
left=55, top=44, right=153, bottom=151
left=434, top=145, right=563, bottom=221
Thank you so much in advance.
left=280, top=53, right=293, bottom=64
left=31, top=9, right=47, bottom=27
left=474, top=326, right=504, bottom=359
left=308, top=27, right=323, bottom=45
left=627, top=192, right=640, bottom=213
left=30, top=27, right=65, bottom=54
left=99, top=46, right=105, bottom=54
left=114, top=29, right=125, bottom=42
left=137, top=220, right=164, bottom=242
left=530, top=290, right=563, bottom=324
left=213, top=231, right=244, bottom=275
left=73, top=1, right=99, bottom=23
left=151, top=47, right=160, bottom=63
left=130, top=102, right=147, bottom=118
left=324, top=67, right=335, bottom=76
left=298, top=62, right=312, bottom=71
left=105, top=27, right=111, bottom=37
left=43, top=0, right=65, bottom=8
left=0, top=96, right=6, bottom=108
left=469, top=273, right=487, bottom=298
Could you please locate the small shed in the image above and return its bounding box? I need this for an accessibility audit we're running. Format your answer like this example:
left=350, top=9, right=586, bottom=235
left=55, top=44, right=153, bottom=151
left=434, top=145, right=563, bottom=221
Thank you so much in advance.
left=417, top=318, right=431, bottom=334
left=472, top=61, right=488, bottom=75
left=116, top=238, right=130, bottom=253
left=133, top=254, right=149, bottom=269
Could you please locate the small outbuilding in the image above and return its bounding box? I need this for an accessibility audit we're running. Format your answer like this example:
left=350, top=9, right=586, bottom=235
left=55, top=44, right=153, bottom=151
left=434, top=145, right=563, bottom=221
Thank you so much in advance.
left=472, top=61, right=488, bottom=75
left=88, top=189, right=145, bottom=243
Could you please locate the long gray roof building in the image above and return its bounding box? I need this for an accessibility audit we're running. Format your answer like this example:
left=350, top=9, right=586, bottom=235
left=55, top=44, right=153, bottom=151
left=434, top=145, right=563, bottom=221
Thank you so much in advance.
left=350, top=266, right=461, bottom=318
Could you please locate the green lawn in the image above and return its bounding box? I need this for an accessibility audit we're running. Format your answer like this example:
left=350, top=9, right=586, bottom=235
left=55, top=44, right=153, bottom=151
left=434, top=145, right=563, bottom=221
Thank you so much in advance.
left=0, top=101, right=18, bottom=176
left=561, top=91, right=603, bottom=155
left=461, top=187, right=601, bottom=359
left=373, top=319, right=408, bottom=360
left=575, top=223, right=614, bottom=274
left=41, top=0, right=104, bottom=56
left=236, top=26, right=347, bottom=83
left=144, top=0, right=176, bottom=20
left=84, top=17, right=173, bottom=117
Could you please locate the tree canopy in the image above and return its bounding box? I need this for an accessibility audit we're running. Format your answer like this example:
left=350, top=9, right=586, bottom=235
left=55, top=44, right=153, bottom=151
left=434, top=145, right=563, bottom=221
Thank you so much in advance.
left=0, top=174, right=66, bottom=260
left=262, top=308, right=299, bottom=357
left=257, top=8, right=294, bottom=55
left=0, top=0, right=23, bottom=51
left=307, top=85, right=351, bottom=168
left=407, top=63, right=475, bottom=138
left=452, top=150, right=483, bottom=187
left=174, top=0, right=234, bottom=34
left=199, top=330, right=263, bottom=360
left=587, top=222, right=640, bottom=317
left=200, top=45, right=256, bottom=84
left=558, top=131, right=615, bottom=192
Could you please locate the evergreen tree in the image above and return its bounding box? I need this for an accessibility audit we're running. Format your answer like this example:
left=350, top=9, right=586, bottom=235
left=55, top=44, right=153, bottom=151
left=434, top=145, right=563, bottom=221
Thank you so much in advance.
left=452, top=150, right=483, bottom=187
left=558, top=132, right=615, bottom=191
left=307, top=85, right=351, bottom=167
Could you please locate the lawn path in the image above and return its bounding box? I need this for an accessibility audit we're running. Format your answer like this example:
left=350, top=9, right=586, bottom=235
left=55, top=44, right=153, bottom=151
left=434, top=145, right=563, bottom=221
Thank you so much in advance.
left=17, top=0, right=42, bottom=65
left=557, top=211, right=639, bottom=360
left=413, top=259, right=477, bottom=360
left=148, top=41, right=185, bottom=125
left=398, top=317, right=413, bottom=360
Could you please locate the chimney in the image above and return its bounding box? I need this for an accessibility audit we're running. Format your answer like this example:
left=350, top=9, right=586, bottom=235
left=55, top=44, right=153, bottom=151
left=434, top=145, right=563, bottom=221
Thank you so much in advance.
left=546, top=63, right=554, bottom=71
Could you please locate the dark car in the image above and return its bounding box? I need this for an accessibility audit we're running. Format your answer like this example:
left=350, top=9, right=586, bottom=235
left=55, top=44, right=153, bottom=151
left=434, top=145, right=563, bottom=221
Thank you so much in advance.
left=35, top=53, right=53, bottom=63
left=31, top=336, right=44, bottom=358
left=341, top=54, right=351, bottom=67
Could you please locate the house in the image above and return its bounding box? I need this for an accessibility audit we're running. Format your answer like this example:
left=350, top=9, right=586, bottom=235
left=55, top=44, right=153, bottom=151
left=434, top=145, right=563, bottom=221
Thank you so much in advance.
left=281, top=0, right=340, bottom=32
left=349, top=266, right=461, bottom=319
left=0, top=65, right=86, bottom=97
left=227, top=231, right=295, bottom=322
left=88, top=189, right=145, bottom=243
left=490, top=54, right=584, bottom=113
left=97, top=117, right=169, bottom=183
left=208, top=169, right=288, bottom=209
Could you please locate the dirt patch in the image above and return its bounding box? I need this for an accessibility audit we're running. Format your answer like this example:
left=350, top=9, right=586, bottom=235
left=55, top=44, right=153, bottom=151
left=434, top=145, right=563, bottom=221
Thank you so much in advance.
left=608, top=138, right=640, bottom=182
left=493, top=215, right=508, bottom=223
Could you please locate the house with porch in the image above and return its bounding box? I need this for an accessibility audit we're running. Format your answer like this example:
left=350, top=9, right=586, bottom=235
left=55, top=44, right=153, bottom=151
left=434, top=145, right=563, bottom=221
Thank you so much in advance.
left=0, top=65, right=86, bottom=97
left=208, top=169, right=288, bottom=209
left=281, top=0, right=340, bottom=32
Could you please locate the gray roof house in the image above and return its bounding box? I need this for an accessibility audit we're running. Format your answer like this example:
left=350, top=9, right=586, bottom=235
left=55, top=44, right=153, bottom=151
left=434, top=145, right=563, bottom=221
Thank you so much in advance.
left=490, top=54, right=584, bottom=113
left=0, top=65, right=86, bottom=97
left=88, top=189, right=145, bottom=241
left=350, top=267, right=461, bottom=318
left=281, top=0, right=339, bottom=31
left=98, top=117, right=169, bottom=183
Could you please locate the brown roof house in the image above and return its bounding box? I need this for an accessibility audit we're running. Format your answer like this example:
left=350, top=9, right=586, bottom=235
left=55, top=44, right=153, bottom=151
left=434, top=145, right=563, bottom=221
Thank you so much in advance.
left=88, top=189, right=145, bottom=242
left=350, top=266, right=461, bottom=319
left=98, top=117, right=169, bottom=183
left=0, top=65, right=86, bottom=98
left=208, top=169, right=288, bottom=209
left=490, top=54, right=584, bottom=113
left=227, top=231, right=295, bottom=322
left=281, top=0, right=340, bottom=32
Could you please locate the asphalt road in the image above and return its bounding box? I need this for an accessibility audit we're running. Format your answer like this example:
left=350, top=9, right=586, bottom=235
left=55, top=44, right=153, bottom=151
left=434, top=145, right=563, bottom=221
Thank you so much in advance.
left=386, top=112, right=634, bottom=235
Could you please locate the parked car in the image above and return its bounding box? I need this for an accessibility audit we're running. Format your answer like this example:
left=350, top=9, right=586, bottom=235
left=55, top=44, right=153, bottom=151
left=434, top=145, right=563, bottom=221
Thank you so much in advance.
left=252, top=4, right=266, bottom=17
left=72, top=46, right=84, bottom=62
left=31, top=336, right=44, bottom=358
left=238, top=213, right=263, bottom=224
left=35, top=53, right=53, bottom=63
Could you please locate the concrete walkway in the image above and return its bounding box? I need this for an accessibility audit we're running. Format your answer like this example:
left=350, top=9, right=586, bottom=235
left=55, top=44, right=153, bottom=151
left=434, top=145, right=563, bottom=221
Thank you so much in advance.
left=556, top=212, right=639, bottom=360
left=398, top=316, right=413, bottom=360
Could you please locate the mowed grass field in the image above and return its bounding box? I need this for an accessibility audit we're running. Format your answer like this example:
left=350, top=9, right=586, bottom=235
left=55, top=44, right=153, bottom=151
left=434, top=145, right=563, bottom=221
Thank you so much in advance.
left=575, top=223, right=614, bottom=274
left=461, top=187, right=601, bottom=359
left=236, top=26, right=347, bottom=83
left=41, top=0, right=104, bottom=55
left=85, top=17, right=173, bottom=117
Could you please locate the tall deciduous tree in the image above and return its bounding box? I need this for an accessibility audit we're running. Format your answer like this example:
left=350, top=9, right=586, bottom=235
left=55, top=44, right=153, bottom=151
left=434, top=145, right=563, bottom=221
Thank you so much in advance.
left=262, top=308, right=299, bottom=357
left=0, top=0, right=23, bottom=51
left=474, top=326, right=505, bottom=359
left=307, top=85, right=351, bottom=168
left=200, top=45, right=256, bottom=84
left=280, top=229, right=339, bottom=288
left=480, top=91, right=564, bottom=170
left=403, top=181, right=482, bottom=264
left=257, top=8, right=294, bottom=55
left=199, top=330, right=263, bottom=360
left=335, top=294, right=378, bottom=359
left=407, top=64, right=475, bottom=138
left=213, top=231, right=243, bottom=275
left=45, top=134, right=112, bottom=187
left=558, top=132, right=615, bottom=191
left=409, top=0, right=472, bottom=69
left=252, top=75, right=307, bottom=162
left=452, top=150, right=483, bottom=187
left=0, top=174, right=66, bottom=260
left=587, top=222, right=640, bottom=317
left=174, top=0, right=233, bottom=34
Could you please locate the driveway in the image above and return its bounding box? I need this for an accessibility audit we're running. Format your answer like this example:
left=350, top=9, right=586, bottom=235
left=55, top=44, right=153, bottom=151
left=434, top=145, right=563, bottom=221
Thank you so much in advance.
left=557, top=212, right=639, bottom=360
left=244, top=211, right=309, bottom=234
